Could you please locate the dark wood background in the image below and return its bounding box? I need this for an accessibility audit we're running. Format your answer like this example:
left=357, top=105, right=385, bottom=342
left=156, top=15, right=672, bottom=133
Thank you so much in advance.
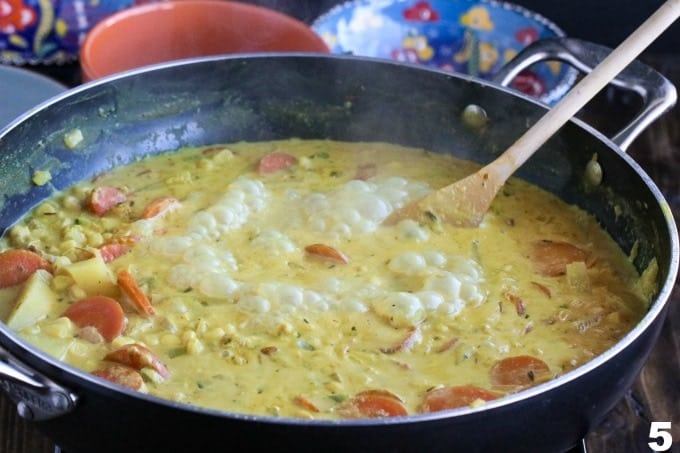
left=1, top=1, right=679, bottom=452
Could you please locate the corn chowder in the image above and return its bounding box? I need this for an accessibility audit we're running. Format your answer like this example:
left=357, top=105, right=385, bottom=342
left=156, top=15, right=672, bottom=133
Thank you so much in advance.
left=0, top=139, right=655, bottom=419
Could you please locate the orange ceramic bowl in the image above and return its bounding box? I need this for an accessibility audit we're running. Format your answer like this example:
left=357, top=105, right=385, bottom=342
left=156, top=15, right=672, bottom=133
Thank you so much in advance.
left=80, top=0, right=329, bottom=82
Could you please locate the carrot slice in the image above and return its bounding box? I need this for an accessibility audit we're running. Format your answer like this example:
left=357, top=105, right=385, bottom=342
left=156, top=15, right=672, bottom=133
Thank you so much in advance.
left=380, top=326, right=422, bottom=354
left=355, top=389, right=404, bottom=401
left=504, top=292, right=526, bottom=316
left=88, top=186, right=127, bottom=216
left=530, top=240, right=587, bottom=277
left=338, top=390, right=408, bottom=418
left=98, top=235, right=142, bottom=263
left=99, top=243, right=131, bottom=263
left=104, top=343, right=169, bottom=378
left=421, top=385, right=501, bottom=412
left=435, top=337, right=459, bottom=353
left=141, top=196, right=180, bottom=220
left=117, top=269, right=155, bottom=316
left=304, top=243, right=350, bottom=264
left=92, top=364, right=145, bottom=390
left=257, top=152, right=298, bottom=174
left=293, top=395, right=320, bottom=413
left=0, top=249, right=52, bottom=288
left=531, top=281, right=552, bottom=298
left=489, top=355, right=551, bottom=387
left=260, top=346, right=278, bottom=355
left=63, top=296, right=127, bottom=342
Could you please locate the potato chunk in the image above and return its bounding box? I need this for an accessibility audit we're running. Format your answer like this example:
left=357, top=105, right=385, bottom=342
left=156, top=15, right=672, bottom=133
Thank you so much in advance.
left=6, top=270, right=56, bottom=331
left=62, top=254, right=119, bottom=297
left=0, top=285, right=22, bottom=321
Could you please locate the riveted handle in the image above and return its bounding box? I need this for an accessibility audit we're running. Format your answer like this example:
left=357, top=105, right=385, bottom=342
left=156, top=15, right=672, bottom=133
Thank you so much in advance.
left=494, top=37, right=677, bottom=151
left=0, top=346, right=78, bottom=421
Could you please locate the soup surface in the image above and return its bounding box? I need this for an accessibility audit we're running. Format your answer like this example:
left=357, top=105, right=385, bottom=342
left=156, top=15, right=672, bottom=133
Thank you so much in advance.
left=0, top=139, right=655, bottom=419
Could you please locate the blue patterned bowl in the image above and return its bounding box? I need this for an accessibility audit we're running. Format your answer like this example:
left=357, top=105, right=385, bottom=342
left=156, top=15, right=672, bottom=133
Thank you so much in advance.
left=0, top=0, right=150, bottom=65
left=312, top=0, right=576, bottom=104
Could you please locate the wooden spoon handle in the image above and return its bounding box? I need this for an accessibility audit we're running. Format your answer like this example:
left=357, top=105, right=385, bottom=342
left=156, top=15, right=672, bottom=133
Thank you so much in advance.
left=493, top=0, right=680, bottom=182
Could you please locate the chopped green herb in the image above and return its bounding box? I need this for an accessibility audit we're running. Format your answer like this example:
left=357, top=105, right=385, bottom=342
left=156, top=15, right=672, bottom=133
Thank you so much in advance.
left=168, top=347, right=187, bottom=358
left=328, top=394, right=347, bottom=403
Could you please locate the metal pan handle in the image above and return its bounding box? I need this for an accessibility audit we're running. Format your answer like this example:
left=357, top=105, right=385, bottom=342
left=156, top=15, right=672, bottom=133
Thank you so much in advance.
left=0, top=345, right=77, bottom=421
left=492, top=37, right=677, bottom=151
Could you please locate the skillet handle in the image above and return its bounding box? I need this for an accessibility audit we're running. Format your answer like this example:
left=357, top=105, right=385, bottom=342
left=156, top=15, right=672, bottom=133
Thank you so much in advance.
left=0, top=345, right=77, bottom=421
left=492, top=37, right=677, bottom=151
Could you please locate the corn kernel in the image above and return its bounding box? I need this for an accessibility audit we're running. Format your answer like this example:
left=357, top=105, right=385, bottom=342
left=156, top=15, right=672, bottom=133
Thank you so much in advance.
left=186, top=337, right=204, bottom=355
left=62, top=195, right=82, bottom=211
left=64, top=128, right=84, bottom=149
left=35, top=202, right=58, bottom=216
left=42, top=317, right=75, bottom=339
left=85, top=232, right=104, bottom=247
left=8, top=224, right=31, bottom=245
left=204, top=327, right=225, bottom=343
left=195, top=319, right=208, bottom=335
left=111, top=336, right=135, bottom=349
left=52, top=256, right=73, bottom=270
left=182, top=330, right=197, bottom=343
left=68, top=285, right=87, bottom=300
left=143, top=334, right=160, bottom=346
left=51, top=275, right=73, bottom=291
left=32, top=170, right=52, bottom=186
left=141, top=368, right=165, bottom=384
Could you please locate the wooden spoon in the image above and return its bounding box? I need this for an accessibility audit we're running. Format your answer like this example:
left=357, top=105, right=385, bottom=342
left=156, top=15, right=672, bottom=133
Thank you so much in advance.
left=385, top=0, right=680, bottom=228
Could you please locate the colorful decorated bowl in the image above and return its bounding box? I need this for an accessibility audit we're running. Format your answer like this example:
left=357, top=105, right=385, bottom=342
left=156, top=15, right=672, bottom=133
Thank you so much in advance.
left=312, top=0, right=577, bottom=104
left=0, top=0, right=148, bottom=65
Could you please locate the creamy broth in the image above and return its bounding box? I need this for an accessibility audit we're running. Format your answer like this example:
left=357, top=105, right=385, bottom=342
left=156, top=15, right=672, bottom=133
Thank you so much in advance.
left=0, top=140, right=654, bottom=419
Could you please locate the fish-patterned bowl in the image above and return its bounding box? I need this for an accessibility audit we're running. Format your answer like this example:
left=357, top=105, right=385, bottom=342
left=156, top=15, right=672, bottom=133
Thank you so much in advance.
left=0, top=0, right=149, bottom=65
left=312, top=0, right=577, bottom=104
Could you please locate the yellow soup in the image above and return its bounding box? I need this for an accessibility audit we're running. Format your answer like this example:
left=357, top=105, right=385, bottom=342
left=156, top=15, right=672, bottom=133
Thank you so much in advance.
left=0, top=139, right=654, bottom=419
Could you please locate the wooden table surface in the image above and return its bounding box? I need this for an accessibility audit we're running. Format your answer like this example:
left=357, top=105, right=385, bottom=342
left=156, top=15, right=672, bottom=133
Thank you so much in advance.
left=1, top=55, right=679, bottom=453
